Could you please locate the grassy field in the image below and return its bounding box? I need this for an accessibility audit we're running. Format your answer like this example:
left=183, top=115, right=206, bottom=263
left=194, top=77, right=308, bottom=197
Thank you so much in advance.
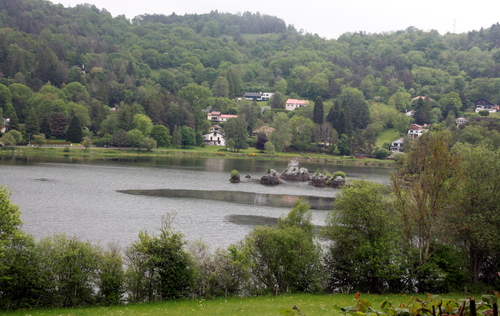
left=1, top=293, right=469, bottom=316
left=376, top=128, right=401, bottom=148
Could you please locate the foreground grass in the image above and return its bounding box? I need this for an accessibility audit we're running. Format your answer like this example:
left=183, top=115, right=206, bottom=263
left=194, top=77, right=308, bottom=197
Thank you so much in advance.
left=2, top=293, right=468, bottom=316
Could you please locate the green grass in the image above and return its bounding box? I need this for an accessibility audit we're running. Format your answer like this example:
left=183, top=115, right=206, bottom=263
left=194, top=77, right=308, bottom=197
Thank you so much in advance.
left=376, top=128, right=402, bottom=148
left=1, top=293, right=468, bottom=316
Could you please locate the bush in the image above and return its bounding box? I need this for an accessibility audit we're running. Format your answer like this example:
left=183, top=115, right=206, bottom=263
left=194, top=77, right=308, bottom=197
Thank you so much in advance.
left=125, top=213, right=196, bottom=302
left=478, top=110, right=490, bottom=117
left=230, top=169, right=239, bottom=178
left=374, top=147, right=391, bottom=159
left=333, top=171, right=346, bottom=179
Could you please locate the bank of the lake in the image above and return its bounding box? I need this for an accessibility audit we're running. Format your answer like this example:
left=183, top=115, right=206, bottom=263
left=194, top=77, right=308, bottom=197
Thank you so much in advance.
left=0, top=145, right=397, bottom=168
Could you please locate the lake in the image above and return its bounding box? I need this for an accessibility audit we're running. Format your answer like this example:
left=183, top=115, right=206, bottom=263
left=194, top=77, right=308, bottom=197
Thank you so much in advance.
left=0, top=155, right=394, bottom=251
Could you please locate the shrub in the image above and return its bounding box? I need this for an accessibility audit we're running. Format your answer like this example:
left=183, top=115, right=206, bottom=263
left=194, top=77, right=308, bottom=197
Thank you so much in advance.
left=230, top=169, right=239, bottom=178
left=374, top=147, right=391, bottom=159
left=478, top=110, right=490, bottom=117
left=333, top=171, right=346, bottom=179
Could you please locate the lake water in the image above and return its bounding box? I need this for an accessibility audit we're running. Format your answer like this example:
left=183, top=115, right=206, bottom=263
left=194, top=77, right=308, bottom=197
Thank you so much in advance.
left=0, top=155, right=394, bottom=251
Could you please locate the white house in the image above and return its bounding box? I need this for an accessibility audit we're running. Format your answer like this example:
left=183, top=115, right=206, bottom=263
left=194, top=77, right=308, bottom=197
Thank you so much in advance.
left=456, top=117, right=468, bottom=126
left=285, top=99, right=308, bottom=111
left=203, top=130, right=226, bottom=146
left=243, top=92, right=274, bottom=101
left=407, top=123, right=428, bottom=138
left=207, top=111, right=238, bottom=123
left=390, top=138, right=404, bottom=152
left=474, top=98, right=499, bottom=113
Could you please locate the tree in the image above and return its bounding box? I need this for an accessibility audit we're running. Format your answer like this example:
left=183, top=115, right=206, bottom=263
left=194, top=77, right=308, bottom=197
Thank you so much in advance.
left=439, top=92, right=461, bottom=119
left=1, top=130, right=22, bottom=148
left=337, top=133, right=351, bottom=155
left=269, top=92, right=285, bottom=109
left=452, top=143, right=500, bottom=286
left=264, top=141, right=275, bottom=155
left=50, top=113, right=69, bottom=139
left=82, top=136, right=92, bottom=150
left=0, top=186, right=23, bottom=283
left=40, top=116, right=52, bottom=139
left=125, top=214, right=196, bottom=301
left=312, top=96, right=324, bottom=124
left=33, top=134, right=46, bottom=147
left=389, top=91, right=411, bottom=112
left=323, top=180, right=403, bottom=293
left=392, top=131, right=462, bottom=268
left=140, top=137, right=157, bottom=151
left=212, top=76, right=229, bottom=98
left=126, top=129, right=144, bottom=148
left=224, top=117, right=248, bottom=151
left=8, top=112, right=19, bottom=131
left=24, top=108, right=40, bottom=140
left=246, top=201, right=320, bottom=294
left=133, top=114, right=153, bottom=136
left=172, top=125, right=182, bottom=148
left=112, top=129, right=128, bottom=148
left=269, top=112, right=291, bottom=152
left=66, top=116, right=83, bottom=143
left=180, top=126, right=196, bottom=147
left=255, top=133, right=268, bottom=152
left=0, top=84, right=14, bottom=117
left=338, top=87, right=369, bottom=130
left=150, top=125, right=171, bottom=147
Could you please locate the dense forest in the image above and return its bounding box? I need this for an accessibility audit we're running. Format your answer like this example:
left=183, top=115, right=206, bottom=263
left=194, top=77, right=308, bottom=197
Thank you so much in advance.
left=1, top=0, right=500, bottom=153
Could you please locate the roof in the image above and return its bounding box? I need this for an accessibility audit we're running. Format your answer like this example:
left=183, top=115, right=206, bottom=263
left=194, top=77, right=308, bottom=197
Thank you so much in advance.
left=252, top=126, right=275, bottom=135
left=220, top=114, right=238, bottom=118
left=412, top=96, right=434, bottom=101
left=409, top=124, right=422, bottom=130
left=208, top=111, right=221, bottom=116
left=204, top=130, right=225, bottom=136
left=474, top=98, right=496, bottom=106
left=244, top=92, right=263, bottom=97
left=285, top=99, right=308, bottom=105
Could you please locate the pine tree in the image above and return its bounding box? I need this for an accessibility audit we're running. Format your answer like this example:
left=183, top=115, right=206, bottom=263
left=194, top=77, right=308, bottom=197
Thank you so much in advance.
left=66, top=116, right=83, bottom=143
left=8, top=112, right=19, bottom=131
left=40, top=116, right=52, bottom=139
left=24, top=108, right=40, bottom=139
left=313, top=96, right=324, bottom=124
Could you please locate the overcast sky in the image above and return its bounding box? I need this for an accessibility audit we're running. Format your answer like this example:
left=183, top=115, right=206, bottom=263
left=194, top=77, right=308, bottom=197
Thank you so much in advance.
left=53, top=0, right=500, bottom=40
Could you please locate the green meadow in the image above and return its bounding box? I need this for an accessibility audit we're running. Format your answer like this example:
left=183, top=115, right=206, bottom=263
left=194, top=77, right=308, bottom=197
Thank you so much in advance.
left=1, top=293, right=469, bottom=316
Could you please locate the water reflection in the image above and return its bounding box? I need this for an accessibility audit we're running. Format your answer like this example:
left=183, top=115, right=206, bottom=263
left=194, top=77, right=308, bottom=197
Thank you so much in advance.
left=118, top=189, right=335, bottom=210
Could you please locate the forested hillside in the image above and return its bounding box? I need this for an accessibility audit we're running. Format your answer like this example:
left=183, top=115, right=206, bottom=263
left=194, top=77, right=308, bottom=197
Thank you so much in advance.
left=1, top=0, right=500, bottom=151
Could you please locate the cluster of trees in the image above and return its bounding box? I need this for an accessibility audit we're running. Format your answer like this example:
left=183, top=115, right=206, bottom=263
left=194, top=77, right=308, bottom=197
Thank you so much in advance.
left=2, top=130, right=500, bottom=310
left=2, top=0, right=500, bottom=156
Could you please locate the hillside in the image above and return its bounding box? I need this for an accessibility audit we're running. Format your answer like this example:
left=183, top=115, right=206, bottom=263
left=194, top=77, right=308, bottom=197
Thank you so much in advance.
left=1, top=0, right=500, bottom=153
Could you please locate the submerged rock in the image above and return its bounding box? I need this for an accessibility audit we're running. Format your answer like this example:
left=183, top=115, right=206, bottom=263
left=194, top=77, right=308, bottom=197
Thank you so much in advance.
left=260, top=169, right=283, bottom=185
left=310, top=173, right=346, bottom=188
left=281, top=159, right=310, bottom=181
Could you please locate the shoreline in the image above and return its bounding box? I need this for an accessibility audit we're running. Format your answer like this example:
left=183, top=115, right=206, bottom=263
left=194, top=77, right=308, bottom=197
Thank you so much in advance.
left=0, top=146, right=398, bottom=168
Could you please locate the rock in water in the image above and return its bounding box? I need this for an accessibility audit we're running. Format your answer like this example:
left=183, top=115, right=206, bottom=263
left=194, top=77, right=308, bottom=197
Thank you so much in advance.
left=281, top=159, right=310, bottom=181
left=260, top=169, right=283, bottom=185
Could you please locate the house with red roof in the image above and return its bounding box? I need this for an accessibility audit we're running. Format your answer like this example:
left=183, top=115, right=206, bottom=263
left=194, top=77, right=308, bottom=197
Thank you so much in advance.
left=207, top=111, right=238, bottom=123
left=285, top=99, right=308, bottom=111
